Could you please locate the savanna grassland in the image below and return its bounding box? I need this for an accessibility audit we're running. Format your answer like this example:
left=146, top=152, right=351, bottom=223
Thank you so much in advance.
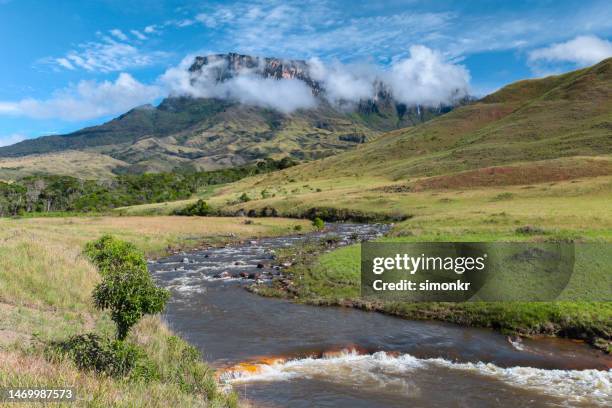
left=0, top=216, right=310, bottom=407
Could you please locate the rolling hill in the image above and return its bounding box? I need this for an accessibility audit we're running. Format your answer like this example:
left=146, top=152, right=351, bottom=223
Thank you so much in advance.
left=0, top=53, right=463, bottom=178
left=199, top=58, right=612, bottom=219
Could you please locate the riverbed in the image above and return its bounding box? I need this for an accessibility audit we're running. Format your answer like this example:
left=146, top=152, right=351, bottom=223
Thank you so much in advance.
left=149, top=223, right=611, bottom=407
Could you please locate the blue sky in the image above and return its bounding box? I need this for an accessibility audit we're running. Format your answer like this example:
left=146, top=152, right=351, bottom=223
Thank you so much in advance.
left=1, top=0, right=611, bottom=146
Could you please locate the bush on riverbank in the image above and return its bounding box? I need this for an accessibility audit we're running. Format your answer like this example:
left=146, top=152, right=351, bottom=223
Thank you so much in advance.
left=0, top=219, right=246, bottom=407
left=85, top=235, right=170, bottom=340
left=48, top=333, right=157, bottom=380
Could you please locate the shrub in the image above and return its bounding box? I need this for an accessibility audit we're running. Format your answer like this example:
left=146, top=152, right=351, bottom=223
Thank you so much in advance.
left=239, top=193, right=251, bottom=202
left=300, top=206, right=409, bottom=223
left=48, top=333, right=157, bottom=380
left=173, top=199, right=212, bottom=216
left=86, top=236, right=170, bottom=340
left=516, top=225, right=547, bottom=235
left=84, top=235, right=147, bottom=276
left=312, top=217, right=325, bottom=229
left=294, top=225, right=303, bottom=231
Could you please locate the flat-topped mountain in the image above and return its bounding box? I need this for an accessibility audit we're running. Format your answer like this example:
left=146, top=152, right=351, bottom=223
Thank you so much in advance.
left=0, top=53, right=467, bottom=178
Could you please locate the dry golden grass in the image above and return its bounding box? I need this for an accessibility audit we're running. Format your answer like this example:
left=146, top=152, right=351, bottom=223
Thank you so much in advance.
left=0, top=216, right=311, bottom=257
left=0, top=150, right=126, bottom=180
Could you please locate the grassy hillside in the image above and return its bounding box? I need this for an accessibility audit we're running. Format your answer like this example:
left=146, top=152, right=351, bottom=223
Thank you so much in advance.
left=0, top=93, right=455, bottom=178
left=200, top=58, right=611, bottom=220
left=0, top=151, right=128, bottom=181
left=210, top=59, right=612, bottom=349
left=0, top=216, right=309, bottom=406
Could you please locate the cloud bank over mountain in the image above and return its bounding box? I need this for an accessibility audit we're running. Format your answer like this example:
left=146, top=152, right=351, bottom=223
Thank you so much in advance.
left=161, top=46, right=470, bottom=113
left=0, top=73, right=161, bottom=121
left=160, top=55, right=317, bottom=113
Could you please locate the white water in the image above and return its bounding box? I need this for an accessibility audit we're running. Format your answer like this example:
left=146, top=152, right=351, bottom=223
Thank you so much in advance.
left=152, top=223, right=611, bottom=407
left=222, top=349, right=612, bottom=406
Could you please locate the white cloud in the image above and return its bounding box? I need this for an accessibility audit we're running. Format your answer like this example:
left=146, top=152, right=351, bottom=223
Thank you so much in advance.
left=195, top=9, right=236, bottom=28
left=160, top=47, right=469, bottom=113
left=386, top=45, right=470, bottom=106
left=110, top=29, right=128, bottom=41
left=308, top=46, right=469, bottom=108
left=308, top=58, right=377, bottom=107
left=55, top=57, right=75, bottom=70
left=0, top=133, right=26, bottom=147
left=144, top=25, right=156, bottom=34
left=159, top=55, right=316, bottom=113
left=0, top=73, right=161, bottom=121
left=130, top=30, right=147, bottom=40
left=528, top=35, right=612, bottom=67
left=167, top=18, right=195, bottom=28
left=46, top=30, right=167, bottom=72
left=177, top=0, right=612, bottom=65
left=222, top=75, right=316, bottom=113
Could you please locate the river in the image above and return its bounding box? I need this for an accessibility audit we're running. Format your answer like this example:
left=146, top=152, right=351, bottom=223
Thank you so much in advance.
left=149, top=223, right=611, bottom=407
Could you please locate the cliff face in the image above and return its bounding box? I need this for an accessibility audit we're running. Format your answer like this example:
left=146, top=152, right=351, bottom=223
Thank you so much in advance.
left=189, top=53, right=323, bottom=94
left=186, top=52, right=462, bottom=121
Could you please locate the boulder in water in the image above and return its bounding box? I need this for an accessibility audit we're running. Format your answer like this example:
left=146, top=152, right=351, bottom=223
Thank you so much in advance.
left=248, top=272, right=261, bottom=280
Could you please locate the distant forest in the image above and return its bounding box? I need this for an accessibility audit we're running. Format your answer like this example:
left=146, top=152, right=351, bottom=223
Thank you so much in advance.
left=0, top=158, right=296, bottom=216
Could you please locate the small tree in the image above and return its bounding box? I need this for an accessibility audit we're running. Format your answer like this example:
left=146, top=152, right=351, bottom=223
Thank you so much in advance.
left=84, top=235, right=147, bottom=276
left=85, top=236, right=170, bottom=340
left=312, top=217, right=325, bottom=230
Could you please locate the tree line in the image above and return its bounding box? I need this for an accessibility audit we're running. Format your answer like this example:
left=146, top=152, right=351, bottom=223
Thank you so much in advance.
left=0, top=158, right=296, bottom=216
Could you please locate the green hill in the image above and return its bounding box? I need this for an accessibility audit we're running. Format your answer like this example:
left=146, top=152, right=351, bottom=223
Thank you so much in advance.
left=0, top=96, right=454, bottom=177
left=198, top=58, right=612, bottom=224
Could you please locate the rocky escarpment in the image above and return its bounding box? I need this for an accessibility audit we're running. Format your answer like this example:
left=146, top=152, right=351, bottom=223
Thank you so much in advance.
left=189, top=53, right=324, bottom=95
left=186, top=52, right=466, bottom=121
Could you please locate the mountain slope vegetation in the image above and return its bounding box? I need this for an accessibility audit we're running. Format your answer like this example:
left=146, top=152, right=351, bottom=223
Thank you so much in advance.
left=0, top=53, right=461, bottom=178
left=204, top=57, right=612, bottom=218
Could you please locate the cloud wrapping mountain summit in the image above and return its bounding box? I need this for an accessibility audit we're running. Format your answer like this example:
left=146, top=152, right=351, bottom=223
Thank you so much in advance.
left=160, top=46, right=471, bottom=112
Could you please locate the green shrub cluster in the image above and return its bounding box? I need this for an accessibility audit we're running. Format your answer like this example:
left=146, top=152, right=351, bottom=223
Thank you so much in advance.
left=172, top=199, right=213, bottom=216
left=48, top=333, right=158, bottom=381
left=85, top=235, right=170, bottom=340
left=312, top=217, right=325, bottom=229
left=296, top=207, right=409, bottom=222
